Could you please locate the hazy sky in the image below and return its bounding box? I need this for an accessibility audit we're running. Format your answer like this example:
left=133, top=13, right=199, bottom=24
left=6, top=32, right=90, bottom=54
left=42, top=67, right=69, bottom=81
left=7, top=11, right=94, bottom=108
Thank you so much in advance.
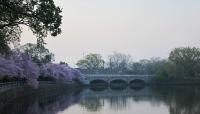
left=21, top=0, right=200, bottom=67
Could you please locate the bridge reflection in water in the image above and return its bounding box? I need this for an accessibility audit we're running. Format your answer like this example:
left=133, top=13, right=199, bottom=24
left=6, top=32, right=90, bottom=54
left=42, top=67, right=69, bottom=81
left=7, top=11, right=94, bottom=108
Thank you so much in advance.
left=1, top=85, right=200, bottom=114
left=80, top=86, right=200, bottom=114
left=0, top=85, right=150, bottom=114
left=86, top=86, right=151, bottom=98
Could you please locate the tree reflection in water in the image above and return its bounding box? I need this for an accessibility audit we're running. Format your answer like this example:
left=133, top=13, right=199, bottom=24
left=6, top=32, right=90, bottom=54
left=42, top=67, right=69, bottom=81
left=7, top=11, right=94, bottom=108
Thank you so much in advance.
left=80, top=97, right=104, bottom=112
left=81, top=86, right=200, bottom=114
left=0, top=85, right=84, bottom=114
left=1, top=85, right=200, bottom=114
left=151, top=86, right=200, bottom=114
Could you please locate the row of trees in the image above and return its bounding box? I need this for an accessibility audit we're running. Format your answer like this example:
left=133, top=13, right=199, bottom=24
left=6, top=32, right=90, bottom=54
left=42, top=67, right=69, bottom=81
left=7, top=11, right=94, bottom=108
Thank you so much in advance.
left=76, top=47, right=200, bottom=80
left=76, top=52, right=166, bottom=74
left=0, top=43, right=83, bottom=88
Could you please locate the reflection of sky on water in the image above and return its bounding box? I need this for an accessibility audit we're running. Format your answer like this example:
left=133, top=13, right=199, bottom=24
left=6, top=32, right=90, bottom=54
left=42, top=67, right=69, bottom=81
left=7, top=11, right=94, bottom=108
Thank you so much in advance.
left=59, top=87, right=169, bottom=114
left=76, top=102, right=168, bottom=114
left=60, top=86, right=200, bottom=114
left=1, top=86, right=200, bottom=114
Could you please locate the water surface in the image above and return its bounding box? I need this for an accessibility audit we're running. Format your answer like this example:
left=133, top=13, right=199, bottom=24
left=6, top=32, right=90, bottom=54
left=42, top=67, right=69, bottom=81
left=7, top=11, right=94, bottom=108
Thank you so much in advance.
left=0, top=85, right=199, bottom=114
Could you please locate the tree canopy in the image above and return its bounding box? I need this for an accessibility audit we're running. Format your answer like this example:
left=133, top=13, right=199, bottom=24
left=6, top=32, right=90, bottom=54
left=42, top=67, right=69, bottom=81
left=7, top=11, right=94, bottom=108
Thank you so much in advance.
left=0, top=0, right=62, bottom=54
left=76, top=52, right=165, bottom=75
left=168, top=47, right=200, bottom=78
left=20, top=43, right=54, bottom=64
left=154, top=47, right=200, bottom=80
left=107, top=52, right=131, bottom=74
left=76, top=53, right=105, bottom=73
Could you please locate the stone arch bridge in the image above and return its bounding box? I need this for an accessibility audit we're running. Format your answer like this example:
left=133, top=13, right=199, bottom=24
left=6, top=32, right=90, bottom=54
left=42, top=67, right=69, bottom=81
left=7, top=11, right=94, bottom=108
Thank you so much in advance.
left=82, top=74, right=153, bottom=85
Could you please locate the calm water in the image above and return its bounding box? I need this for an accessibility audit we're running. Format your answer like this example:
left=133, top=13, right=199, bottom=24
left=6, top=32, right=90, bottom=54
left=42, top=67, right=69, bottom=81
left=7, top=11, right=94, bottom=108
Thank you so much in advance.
left=0, top=85, right=200, bottom=114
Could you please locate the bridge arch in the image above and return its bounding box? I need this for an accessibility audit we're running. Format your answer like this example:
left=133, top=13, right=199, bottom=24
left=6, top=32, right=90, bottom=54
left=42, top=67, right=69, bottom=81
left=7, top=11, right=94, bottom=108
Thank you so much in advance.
left=110, top=79, right=128, bottom=90
left=129, top=79, right=145, bottom=84
left=110, top=79, right=127, bottom=84
left=129, top=79, right=145, bottom=89
left=90, top=79, right=108, bottom=86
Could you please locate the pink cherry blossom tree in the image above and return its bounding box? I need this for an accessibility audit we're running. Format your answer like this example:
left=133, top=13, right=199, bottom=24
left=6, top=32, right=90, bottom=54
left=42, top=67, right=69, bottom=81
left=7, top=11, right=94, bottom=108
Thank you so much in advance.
left=40, top=63, right=83, bottom=83
left=0, top=50, right=83, bottom=88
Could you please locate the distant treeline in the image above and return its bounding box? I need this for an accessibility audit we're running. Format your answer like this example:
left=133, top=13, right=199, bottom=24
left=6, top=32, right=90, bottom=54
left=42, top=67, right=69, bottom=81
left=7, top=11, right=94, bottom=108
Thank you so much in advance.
left=76, top=47, right=200, bottom=81
left=78, top=57, right=164, bottom=75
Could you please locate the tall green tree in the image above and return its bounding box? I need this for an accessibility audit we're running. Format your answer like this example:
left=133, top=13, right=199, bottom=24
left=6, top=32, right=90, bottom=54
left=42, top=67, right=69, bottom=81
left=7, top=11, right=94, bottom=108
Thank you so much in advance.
left=168, top=47, right=200, bottom=78
left=0, top=0, right=62, bottom=54
left=76, top=53, right=105, bottom=73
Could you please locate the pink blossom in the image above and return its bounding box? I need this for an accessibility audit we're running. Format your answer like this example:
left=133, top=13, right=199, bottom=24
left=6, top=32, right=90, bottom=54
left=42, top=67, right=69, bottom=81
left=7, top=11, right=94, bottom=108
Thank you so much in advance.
left=0, top=50, right=83, bottom=88
left=0, top=51, right=39, bottom=88
left=40, top=63, right=82, bottom=83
